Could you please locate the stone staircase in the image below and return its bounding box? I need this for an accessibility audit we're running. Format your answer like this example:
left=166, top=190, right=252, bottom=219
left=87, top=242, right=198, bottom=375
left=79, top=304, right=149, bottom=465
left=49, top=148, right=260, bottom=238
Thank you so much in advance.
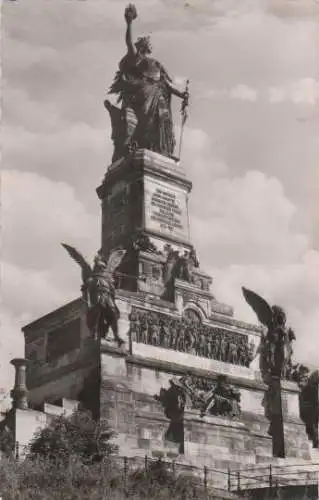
left=228, top=460, right=319, bottom=493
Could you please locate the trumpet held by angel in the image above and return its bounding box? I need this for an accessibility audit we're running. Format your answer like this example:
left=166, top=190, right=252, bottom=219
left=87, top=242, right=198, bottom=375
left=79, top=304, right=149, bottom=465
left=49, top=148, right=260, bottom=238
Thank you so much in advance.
left=62, top=244, right=126, bottom=346
left=242, top=287, right=296, bottom=380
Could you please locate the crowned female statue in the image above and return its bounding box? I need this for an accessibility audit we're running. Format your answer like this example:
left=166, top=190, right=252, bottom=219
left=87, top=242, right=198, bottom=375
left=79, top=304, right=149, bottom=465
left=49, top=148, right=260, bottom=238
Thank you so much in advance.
left=108, top=4, right=189, bottom=159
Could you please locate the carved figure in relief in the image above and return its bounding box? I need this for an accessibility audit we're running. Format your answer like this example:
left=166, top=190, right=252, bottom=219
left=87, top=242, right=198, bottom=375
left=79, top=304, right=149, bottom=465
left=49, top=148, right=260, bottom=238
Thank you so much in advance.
left=158, top=374, right=241, bottom=419
left=218, top=336, right=227, bottom=362
left=149, top=317, right=160, bottom=346
left=130, top=232, right=161, bottom=254
left=247, top=341, right=256, bottom=367
left=108, top=4, right=189, bottom=158
left=242, top=287, right=295, bottom=380
left=162, top=245, right=200, bottom=301
left=205, top=375, right=241, bottom=418
left=154, top=379, right=185, bottom=448
left=62, top=245, right=126, bottom=345
left=129, top=307, right=253, bottom=368
left=228, top=338, right=238, bottom=364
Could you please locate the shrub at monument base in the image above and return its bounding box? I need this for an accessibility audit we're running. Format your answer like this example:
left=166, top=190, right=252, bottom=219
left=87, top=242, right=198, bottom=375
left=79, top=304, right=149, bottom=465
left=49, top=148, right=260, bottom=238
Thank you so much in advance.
left=0, top=411, right=211, bottom=499
left=0, top=456, right=212, bottom=500
left=28, top=410, right=118, bottom=463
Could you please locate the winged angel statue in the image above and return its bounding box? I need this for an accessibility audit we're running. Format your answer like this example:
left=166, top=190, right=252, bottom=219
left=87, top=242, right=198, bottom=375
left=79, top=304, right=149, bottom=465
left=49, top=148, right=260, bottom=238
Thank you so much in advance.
left=62, top=244, right=126, bottom=346
left=242, top=287, right=295, bottom=381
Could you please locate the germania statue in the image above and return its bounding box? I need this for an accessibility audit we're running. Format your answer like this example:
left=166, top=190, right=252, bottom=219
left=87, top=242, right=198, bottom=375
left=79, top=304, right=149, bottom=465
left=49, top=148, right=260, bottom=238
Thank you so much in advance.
left=62, top=244, right=126, bottom=346
left=106, top=3, right=189, bottom=160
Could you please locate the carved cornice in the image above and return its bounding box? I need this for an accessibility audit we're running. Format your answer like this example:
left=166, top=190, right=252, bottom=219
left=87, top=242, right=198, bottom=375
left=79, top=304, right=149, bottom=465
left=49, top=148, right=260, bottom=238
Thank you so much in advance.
left=141, top=228, right=191, bottom=247
left=175, top=279, right=214, bottom=300
left=116, top=289, right=177, bottom=312
left=280, top=379, right=300, bottom=393
left=139, top=250, right=166, bottom=263
left=208, top=312, right=264, bottom=336
left=126, top=354, right=268, bottom=391
left=133, top=149, right=192, bottom=191
left=23, top=298, right=84, bottom=341
left=183, top=410, right=246, bottom=428
left=100, top=342, right=129, bottom=357
left=97, top=149, right=192, bottom=200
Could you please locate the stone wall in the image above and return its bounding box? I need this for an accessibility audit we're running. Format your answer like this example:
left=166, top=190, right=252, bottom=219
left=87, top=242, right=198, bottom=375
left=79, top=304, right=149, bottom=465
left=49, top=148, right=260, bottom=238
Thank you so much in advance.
left=99, top=342, right=275, bottom=468
left=23, top=299, right=99, bottom=413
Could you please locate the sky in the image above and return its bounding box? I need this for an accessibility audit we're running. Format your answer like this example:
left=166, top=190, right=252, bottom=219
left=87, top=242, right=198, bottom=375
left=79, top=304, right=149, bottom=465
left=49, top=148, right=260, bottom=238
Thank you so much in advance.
left=2, top=0, right=319, bottom=396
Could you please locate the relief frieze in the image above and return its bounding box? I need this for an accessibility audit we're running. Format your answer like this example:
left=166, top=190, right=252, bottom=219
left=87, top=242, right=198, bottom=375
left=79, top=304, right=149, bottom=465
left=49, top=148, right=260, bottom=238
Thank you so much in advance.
left=129, top=307, right=255, bottom=367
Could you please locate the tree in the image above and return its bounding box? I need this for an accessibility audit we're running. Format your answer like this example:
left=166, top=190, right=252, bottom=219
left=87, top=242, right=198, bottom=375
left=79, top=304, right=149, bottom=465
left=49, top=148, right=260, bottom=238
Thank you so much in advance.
left=0, top=423, right=15, bottom=457
left=28, top=409, right=118, bottom=464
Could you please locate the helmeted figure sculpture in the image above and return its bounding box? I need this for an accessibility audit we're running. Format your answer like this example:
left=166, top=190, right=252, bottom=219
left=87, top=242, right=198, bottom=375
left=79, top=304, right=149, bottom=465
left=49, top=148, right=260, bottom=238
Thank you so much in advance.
left=107, top=4, right=189, bottom=160
left=62, top=244, right=126, bottom=346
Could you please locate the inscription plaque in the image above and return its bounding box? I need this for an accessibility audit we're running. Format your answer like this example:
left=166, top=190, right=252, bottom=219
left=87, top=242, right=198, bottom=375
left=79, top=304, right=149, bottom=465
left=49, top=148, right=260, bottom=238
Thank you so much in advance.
left=144, top=178, right=189, bottom=242
left=150, top=188, right=183, bottom=231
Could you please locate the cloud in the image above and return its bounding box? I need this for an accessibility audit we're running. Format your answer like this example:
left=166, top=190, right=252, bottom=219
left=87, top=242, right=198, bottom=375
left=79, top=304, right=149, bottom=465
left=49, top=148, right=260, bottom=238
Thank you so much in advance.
left=2, top=170, right=99, bottom=325
left=181, top=126, right=229, bottom=179
left=197, top=84, right=258, bottom=102
left=2, top=262, right=70, bottom=320
left=191, top=170, right=308, bottom=267
left=230, top=85, right=258, bottom=102
left=1, top=171, right=99, bottom=389
left=269, top=78, right=319, bottom=105
left=267, top=0, right=319, bottom=18
left=2, top=170, right=99, bottom=270
left=188, top=169, right=319, bottom=365
left=208, top=250, right=319, bottom=366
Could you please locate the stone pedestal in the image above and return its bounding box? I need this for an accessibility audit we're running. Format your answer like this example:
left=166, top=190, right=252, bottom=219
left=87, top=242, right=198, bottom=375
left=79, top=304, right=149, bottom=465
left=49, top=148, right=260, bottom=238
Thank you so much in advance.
left=97, top=149, right=192, bottom=256
left=281, top=380, right=312, bottom=460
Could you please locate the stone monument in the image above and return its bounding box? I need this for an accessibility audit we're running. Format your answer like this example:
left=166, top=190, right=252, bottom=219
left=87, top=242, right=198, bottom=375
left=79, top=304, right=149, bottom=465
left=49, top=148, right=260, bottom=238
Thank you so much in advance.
left=14, top=5, right=318, bottom=494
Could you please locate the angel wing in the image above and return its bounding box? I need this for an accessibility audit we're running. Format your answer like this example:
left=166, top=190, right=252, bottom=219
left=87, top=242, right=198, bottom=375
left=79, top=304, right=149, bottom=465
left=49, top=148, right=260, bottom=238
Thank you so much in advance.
left=242, top=287, right=273, bottom=330
left=105, top=249, right=126, bottom=275
left=61, top=243, right=92, bottom=283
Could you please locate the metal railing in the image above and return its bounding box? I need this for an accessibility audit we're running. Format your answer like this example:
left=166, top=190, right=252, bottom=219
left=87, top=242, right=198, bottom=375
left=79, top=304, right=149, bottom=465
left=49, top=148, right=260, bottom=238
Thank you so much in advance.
left=10, top=443, right=319, bottom=496
left=108, top=455, right=319, bottom=494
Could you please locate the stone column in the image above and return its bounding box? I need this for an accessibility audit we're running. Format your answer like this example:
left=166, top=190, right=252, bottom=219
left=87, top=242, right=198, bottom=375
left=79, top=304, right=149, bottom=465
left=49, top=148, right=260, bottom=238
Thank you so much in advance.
left=10, top=358, right=29, bottom=410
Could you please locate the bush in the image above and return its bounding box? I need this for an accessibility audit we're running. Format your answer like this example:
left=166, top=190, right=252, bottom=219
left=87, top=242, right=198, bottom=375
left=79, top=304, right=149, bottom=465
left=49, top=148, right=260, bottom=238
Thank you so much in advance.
left=28, top=409, right=118, bottom=464
left=0, top=453, right=223, bottom=499
left=0, top=455, right=125, bottom=500
left=0, top=411, right=225, bottom=499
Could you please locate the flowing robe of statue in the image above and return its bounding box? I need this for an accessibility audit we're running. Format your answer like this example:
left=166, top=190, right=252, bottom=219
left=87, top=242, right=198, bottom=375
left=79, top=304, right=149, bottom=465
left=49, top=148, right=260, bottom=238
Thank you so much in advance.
left=110, top=53, right=175, bottom=156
